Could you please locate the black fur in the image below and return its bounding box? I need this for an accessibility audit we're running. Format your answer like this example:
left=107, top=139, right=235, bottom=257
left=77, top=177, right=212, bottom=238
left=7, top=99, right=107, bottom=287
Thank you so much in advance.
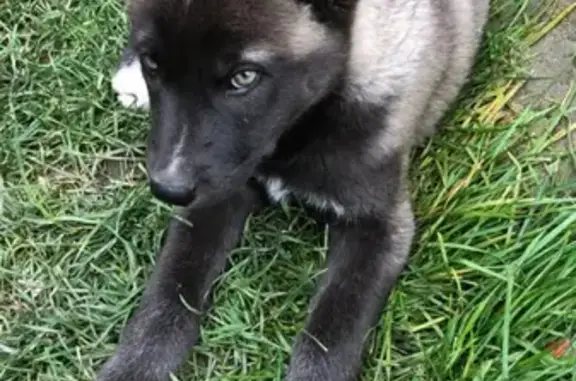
left=96, top=0, right=482, bottom=380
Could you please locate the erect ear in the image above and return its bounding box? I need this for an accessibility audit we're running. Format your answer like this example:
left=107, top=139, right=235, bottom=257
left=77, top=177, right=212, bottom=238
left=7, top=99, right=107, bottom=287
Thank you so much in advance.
left=296, top=0, right=357, bottom=12
left=328, top=0, right=357, bottom=12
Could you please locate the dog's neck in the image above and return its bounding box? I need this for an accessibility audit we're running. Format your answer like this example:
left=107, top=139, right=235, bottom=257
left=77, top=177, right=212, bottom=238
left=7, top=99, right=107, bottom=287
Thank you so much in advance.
left=263, top=81, right=386, bottom=169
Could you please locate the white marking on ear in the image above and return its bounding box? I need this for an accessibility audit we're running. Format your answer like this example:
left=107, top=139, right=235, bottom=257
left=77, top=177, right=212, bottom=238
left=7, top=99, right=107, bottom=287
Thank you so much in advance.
left=111, top=59, right=150, bottom=110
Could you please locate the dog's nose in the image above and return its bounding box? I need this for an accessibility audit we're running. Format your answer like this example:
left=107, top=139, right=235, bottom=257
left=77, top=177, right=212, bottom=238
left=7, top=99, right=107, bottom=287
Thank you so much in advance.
left=149, top=174, right=196, bottom=206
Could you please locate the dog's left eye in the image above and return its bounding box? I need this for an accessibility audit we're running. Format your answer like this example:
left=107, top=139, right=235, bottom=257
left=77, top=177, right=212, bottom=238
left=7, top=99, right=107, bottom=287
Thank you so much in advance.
left=230, top=70, right=260, bottom=91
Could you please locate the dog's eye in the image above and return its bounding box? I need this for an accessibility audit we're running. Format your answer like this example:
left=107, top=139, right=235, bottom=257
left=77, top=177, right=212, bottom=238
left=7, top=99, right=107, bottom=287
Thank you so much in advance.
left=230, top=70, right=259, bottom=90
left=141, top=54, right=158, bottom=72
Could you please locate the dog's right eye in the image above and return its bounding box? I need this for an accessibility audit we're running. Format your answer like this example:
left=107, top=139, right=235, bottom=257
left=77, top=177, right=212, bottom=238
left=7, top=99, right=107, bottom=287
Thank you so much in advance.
left=140, top=54, right=158, bottom=73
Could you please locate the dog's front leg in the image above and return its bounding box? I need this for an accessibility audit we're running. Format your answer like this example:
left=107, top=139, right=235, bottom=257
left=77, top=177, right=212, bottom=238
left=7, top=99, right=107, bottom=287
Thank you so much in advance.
left=285, top=199, right=415, bottom=381
left=96, top=186, right=259, bottom=381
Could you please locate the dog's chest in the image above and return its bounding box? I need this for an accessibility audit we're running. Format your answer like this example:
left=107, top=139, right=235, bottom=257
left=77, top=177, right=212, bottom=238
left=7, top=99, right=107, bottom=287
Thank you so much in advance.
left=256, top=174, right=346, bottom=217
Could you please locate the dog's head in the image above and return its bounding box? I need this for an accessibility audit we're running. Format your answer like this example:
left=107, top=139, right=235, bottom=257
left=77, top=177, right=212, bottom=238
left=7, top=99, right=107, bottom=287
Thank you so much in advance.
left=125, top=0, right=347, bottom=207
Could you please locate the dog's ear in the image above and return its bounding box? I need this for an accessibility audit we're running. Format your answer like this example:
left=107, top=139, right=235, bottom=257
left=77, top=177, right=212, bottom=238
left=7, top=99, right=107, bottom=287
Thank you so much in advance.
left=329, top=0, right=357, bottom=11
left=296, top=0, right=357, bottom=12
left=295, top=0, right=357, bottom=27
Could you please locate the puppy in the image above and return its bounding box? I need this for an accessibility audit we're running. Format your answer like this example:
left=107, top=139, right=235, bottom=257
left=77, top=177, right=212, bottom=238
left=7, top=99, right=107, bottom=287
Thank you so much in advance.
left=103, top=1, right=490, bottom=380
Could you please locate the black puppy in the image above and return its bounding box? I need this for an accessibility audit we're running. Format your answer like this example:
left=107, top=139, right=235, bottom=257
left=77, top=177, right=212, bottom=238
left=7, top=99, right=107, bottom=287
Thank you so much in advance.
left=103, top=1, right=490, bottom=380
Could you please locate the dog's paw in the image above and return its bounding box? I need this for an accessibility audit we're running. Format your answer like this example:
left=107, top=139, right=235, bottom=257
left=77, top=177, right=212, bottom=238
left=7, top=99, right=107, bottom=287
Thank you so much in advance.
left=111, top=58, right=150, bottom=110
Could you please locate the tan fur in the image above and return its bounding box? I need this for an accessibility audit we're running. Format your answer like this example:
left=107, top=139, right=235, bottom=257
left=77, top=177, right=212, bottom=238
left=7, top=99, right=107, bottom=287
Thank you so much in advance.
left=345, top=0, right=490, bottom=157
left=287, top=4, right=338, bottom=57
left=243, top=3, right=338, bottom=60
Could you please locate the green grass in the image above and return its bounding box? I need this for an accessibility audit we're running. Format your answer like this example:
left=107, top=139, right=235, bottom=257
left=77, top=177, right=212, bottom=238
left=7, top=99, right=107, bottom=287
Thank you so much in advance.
left=1, top=0, right=575, bottom=380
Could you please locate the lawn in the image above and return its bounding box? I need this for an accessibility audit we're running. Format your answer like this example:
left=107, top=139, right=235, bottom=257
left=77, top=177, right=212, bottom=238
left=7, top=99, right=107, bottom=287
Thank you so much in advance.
left=1, top=0, right=575, bottom=380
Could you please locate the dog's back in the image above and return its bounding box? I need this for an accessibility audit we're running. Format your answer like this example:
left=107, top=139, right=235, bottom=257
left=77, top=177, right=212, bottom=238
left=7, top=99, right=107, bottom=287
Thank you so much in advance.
left=345, top=0, right=490, bottom=156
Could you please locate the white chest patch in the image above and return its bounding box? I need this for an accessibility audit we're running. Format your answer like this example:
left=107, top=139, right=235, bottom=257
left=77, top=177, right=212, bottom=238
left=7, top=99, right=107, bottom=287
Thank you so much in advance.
left=111, top=59, right=150, bottom=110
left=264, top=177, right=291, bottom=203
left=258, top=176, right=346, bottom=217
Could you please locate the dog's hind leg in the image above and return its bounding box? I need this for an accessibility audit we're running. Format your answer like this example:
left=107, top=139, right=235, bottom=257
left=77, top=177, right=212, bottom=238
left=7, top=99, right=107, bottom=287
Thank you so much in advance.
left=95, top=186, right=260, bottom=381
left=284, top=198, right=415, bottom=381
